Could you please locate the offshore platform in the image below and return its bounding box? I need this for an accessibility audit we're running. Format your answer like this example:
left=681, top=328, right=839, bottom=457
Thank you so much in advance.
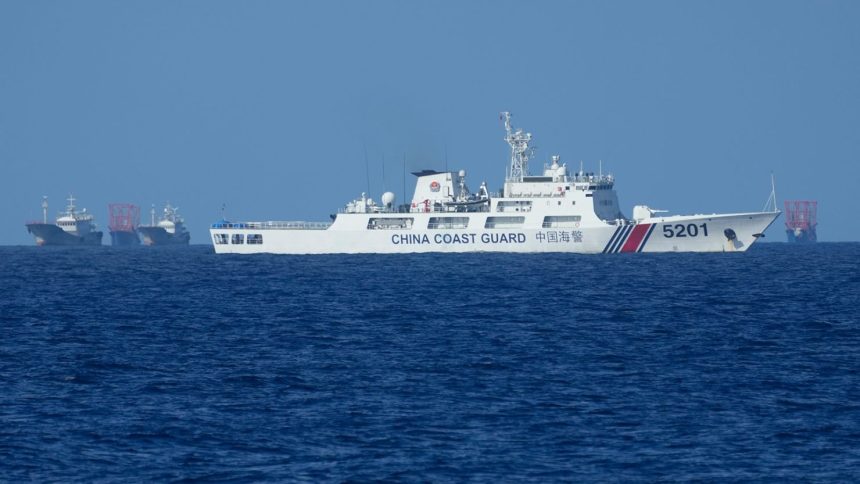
left=108, top=203, right=141, bottom=246
left=784, top=200, right=817, bottom=243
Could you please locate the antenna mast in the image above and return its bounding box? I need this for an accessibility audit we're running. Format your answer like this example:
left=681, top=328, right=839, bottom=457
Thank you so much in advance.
left=763, top=172, right=778, bottom=212
left=363, top=144, right=371, bottom=196
left=501, top=112, right=533, bottom=182
left=41, top=196, right=48, bottom=223
left=771, top=173, right=777, bottom=212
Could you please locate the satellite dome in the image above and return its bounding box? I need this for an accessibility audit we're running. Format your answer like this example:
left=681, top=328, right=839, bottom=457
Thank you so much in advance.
left=382, top=191, right=396, bottom=207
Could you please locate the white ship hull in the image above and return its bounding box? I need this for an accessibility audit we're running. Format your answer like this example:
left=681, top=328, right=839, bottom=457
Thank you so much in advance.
left=210, top=211, right=779, bottom=255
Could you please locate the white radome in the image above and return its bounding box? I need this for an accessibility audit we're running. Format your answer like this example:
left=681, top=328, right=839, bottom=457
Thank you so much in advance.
left=382, top=192, right=396, bottom=208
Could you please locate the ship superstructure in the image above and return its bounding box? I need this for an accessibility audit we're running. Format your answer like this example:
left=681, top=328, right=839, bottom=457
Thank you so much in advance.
left=210, top=112, right=780, bottom=254
left=138, top=203, right=191, bottom=245
left=26, top=195, right=103, bottom=246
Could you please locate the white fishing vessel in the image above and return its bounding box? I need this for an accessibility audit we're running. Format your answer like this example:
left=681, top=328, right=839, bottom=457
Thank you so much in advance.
left=211, top=112, right=780, bottom=254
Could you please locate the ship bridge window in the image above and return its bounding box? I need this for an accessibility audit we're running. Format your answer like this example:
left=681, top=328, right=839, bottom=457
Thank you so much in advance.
left=542, top=216, right=582, bottom=228
left=247, top=234, right=263, bottom=244
left=231, top=234, right=244, bottom=244
left=367, top=217, right=414, bottom=230
left=485, top=216, right=525, bottom=229
left=496, top=201, right=532, bottom=213
left=214, top=234, right=228, bottom=245
left=428, top=217, right=469, bottom=229
left=523, top=176, right=554, bottom=182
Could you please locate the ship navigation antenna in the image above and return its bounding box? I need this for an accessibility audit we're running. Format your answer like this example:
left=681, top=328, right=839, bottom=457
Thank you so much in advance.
left=67, top=194, right=76, bottom=214
left=41, top=196, right=48, bottom=223
left=763, top=172, right=778, bottom=212
left=501, top=112, right=533, bottom=182
left=773, top=173, right=778, bottom=212
left=599, top=160, right=603, bottom=179
left=151, top=204, right=156, bottom=226
left=381, top=153, right=386, bottom=193
left=363, top=144, right=371, bottom=197
left=402, top=153, right=407, bottom=206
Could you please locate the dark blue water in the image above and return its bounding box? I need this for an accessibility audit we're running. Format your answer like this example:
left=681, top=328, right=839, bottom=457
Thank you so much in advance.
left=2, top=244, right=859, bottom=481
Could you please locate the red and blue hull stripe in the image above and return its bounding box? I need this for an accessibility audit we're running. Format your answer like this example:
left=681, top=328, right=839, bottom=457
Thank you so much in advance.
left=602, top=223, right=656, bottom=253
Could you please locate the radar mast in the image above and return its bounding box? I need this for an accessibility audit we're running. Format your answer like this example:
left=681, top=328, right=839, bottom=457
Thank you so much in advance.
left=501, top=112, right=534, bottom=182
left=66, top=194, right=77, bottom=214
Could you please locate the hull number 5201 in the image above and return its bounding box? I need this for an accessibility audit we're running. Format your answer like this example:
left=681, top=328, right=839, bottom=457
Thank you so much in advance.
left=663, top=223, right=709, bottom=238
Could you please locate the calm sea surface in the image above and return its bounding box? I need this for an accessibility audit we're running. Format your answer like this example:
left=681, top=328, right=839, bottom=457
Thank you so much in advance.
left=1, top=243, right=859, bottom=481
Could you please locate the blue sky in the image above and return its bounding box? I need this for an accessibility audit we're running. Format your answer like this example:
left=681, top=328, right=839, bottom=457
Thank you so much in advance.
left=2, top=0, right=858, bottom=244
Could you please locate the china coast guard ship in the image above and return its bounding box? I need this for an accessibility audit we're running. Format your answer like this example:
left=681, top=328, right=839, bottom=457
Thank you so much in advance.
left=26, top=195, right=103, bottom=246
left=211, top=113, right=780, bottom=254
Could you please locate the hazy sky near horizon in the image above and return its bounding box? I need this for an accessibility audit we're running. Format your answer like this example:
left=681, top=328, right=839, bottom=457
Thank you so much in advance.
left=2, top=0, right=858, bottom=244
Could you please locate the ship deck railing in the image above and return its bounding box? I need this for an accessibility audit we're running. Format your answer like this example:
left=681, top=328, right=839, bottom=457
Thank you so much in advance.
left=211, top=221, right=331, bottom=230
left=339, top=205, right=490, bottom=214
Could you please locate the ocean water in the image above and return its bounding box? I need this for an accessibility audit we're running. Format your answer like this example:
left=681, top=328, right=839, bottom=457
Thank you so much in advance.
left=1, top=243, right=859, bottom=481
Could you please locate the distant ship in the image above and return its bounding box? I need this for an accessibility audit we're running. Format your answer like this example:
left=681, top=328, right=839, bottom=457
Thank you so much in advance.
left=26, top=195, right=103, bottom=246
left=784, top=200, right=817, bottom=243
left=138, top=203, right=191, bottom=245
left=108, top=203, right=141, bottom=246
